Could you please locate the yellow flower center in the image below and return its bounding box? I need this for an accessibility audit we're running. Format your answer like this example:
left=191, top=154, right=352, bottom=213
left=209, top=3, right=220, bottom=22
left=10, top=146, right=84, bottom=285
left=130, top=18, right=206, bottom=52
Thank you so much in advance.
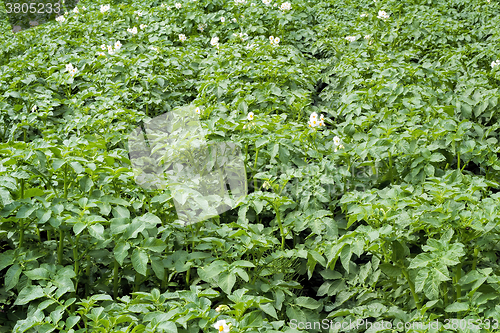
left=219, top=325, right=224, bottom=332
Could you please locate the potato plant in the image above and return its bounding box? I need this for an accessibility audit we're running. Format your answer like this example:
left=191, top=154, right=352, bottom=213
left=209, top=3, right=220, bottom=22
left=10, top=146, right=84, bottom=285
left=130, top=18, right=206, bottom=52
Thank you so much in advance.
left=1, top=0, right=500, bottom=332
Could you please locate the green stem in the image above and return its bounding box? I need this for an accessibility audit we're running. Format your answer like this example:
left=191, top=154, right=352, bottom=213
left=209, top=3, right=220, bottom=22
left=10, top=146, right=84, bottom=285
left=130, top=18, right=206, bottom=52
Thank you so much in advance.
left=388, top=151, right=393, bottom=184
left=58, top=229, right=64, bottom=266
left=113, top=259, right=119, bottom=299
left=63, top=163, right=68, bottom=199
left=254, top=148, right=260, bottom=224
left=18, top=179, right=25, bottom=248
left=85, top=255, right=91, bottom=298
left=443, top=282, right=449, bottom=315
left=274, top=202, right=285, bottom=250
left=72, top=235, right=80, bottom=293
left=186, top=267, right=191, bottom=287
left=402, top=267, right=420, bottom=310
left=472, top=247, right=478, bottom=271
left=455, top=262, right=462, bottom=301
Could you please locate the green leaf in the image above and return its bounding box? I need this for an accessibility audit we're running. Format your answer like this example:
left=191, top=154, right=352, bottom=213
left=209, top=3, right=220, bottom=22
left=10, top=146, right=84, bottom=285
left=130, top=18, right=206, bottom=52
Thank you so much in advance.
left=150, top=256, right=165, bottom=280
left=0, top=251, right=15, bottom=271
left=24, top=267, right=50, bottom=280
left=340, top=244, right=352, bottom=273
left=409, top=253, right=433, bottom=269
left=79, top=175, right=94, bottom=193
left=259, top=303, right=278, bottom=319
left=218, top=271, right=236, bottom=294
left=66, top=316, right=81, bottom=329
left=379, top=263, right=402, bottom=277
left=238, top=100, right=248, bottom=113
left=231, top=260, right=255, bottom=268
left=70, top=161, right=84, bottom=174
left=14, top=285, right=45, bottom=305
left=114, top=241, right=130, bottom=266
left=241, top=310, right=263, bottom=328
left=88, top=223, right=105, bottom=240
left=157, top=321, right=178, bottom=333
left=132, top=248, right=148, bottom=276
left=445, top=302, right=469, bottom=312
left=295, top=296, right=321, bottom=310
left=143, top=238, right=167, bottom=253
left=16, top=204, right=36, bottom=219
left=73, top=222, right=87, bottom=236
left=5, top=263, right=22, bottom=291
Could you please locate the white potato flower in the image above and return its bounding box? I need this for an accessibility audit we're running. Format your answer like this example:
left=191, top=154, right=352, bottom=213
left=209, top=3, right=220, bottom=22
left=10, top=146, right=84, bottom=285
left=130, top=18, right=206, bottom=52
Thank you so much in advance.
left=333, top=136, right=341, bottom=146
left=247, top=112, right=254, bottom=120
left=73, top=7, right=79, bottom=13
left=179, top=34, right=187, bottom=42
left=279, top=1, right=291, bottom=10
left=210, top=36, right=219, bottom=46
left=56, top=15, right=65, bottom=22
left=115, top=41, right=122, bottom=49
left=65, top=63, right=74, bottom=72
left=149, top=46, right=159, bottom=52
left=31, top=105, right=38, bottom=112
left=175, top=3, right=182, bottom=8
left=377, top=10, right=389, bottom=19
left=360, top=13, right=368, bottom=17
left=127, top=27, right=138, bottom=34
left=262, top=0, right=271, bottom=5
left=195, top=107, right=201, bottom=114
left=491, top=60, right=500, bottom=68
left=140, top=24, right=147, bottom=29
left=221, top=17, right=225, bottom=22
left=69, top=67, right=78, bottom=76
left=29, top=21, right=38, bottom=26
left=345, top=36, right=356, bottom=42
left=213, top=320, right=230, bottom=333
left=100, top=4, right=110, bottom=13
left=364, top=35, right=371, bottom=40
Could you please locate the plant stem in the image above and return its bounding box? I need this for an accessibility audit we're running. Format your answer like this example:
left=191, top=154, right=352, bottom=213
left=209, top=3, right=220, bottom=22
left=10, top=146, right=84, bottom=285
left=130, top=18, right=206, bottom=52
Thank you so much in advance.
left=64, top=163, right=68, bottom=199
left=443, top=282, right=449, bottom=312
left=402, top=267, right=420, bottom=310
left=472, top=247, right=478, bottom=271
left=254, top=148, right=260, bottom=223
left=113, top=259, right=119, bottom=299
left=19, top=179, right=25, bottom=248
left=186, top=267, right=191, bottom=287
left=58, top=229, right=64, bottom=265
left=85, top=255, right=91, bottom=298
left=274, top=202, right=285, bottom=250
left=72, top=235, right=80, bottom=294
left=455, top=262, right=462, bottom=301
left=388, top=151, right=393, bottom=184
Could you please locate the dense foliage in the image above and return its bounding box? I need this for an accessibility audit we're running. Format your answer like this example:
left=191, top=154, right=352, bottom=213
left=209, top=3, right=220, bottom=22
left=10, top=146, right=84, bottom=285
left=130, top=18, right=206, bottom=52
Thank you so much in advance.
left=1, top=0, right=500, bottom=331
